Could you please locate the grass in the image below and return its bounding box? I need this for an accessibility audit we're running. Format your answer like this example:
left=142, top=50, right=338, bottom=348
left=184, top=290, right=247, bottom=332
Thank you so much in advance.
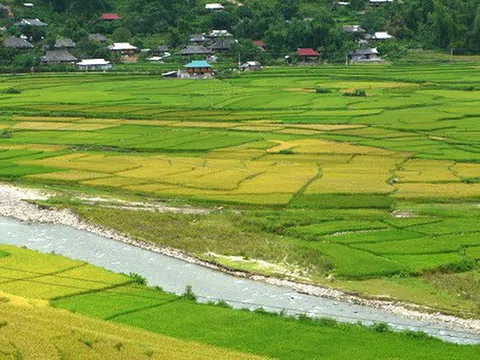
left=1, top=245, right=479, bottom=360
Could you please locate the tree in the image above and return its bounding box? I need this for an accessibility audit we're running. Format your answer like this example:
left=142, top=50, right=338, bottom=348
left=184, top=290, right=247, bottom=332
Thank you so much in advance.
left=277, top=0, right=299, bottom=20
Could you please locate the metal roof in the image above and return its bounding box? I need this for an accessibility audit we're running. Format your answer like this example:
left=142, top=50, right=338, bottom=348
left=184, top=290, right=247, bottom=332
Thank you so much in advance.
left=184, top=60, right=213, bottom=68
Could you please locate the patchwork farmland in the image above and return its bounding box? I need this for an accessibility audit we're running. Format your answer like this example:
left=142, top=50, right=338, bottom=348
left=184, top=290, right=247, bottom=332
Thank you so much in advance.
left=0, top=64, right=479, bottom=318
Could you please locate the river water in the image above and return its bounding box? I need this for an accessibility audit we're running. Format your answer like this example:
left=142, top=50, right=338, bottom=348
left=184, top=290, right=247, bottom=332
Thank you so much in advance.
left=1, top=215, right=479, bottom=344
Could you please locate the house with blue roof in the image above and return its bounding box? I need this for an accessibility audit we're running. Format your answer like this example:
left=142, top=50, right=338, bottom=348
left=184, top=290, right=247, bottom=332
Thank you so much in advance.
left=182, top=60, right=214, bottom=78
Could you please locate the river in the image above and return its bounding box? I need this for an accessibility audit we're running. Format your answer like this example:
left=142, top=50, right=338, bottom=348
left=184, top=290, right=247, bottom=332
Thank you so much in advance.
left=1, top=215, right=479, bottom=344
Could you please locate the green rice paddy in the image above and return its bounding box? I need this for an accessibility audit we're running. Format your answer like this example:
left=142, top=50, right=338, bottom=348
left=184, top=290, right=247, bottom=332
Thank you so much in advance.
left=1, top=64, right=479, bottom=317
left=0, top=245, right=478, bottom=359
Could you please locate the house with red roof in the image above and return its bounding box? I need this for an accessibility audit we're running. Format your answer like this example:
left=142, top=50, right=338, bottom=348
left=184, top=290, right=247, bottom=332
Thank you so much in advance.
left=297, top=48, right=320, bottom=62
left=253, top=40, right=267, bottom=51
left=101, top=13, right=121, bottom=21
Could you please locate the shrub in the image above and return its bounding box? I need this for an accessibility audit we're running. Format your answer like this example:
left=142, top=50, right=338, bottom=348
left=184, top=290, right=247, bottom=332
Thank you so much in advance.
left=182, top=285, right=197, bottom=301
left=278, top=149, right=294, bottom=155
left=404, top=330, right=431, bottom=340
left=462, top=177, right=480, bottom=184
left=315, top=88, right=332, bottom=94
left=3, top=87, right=21, bottom=94
left=372, top=322, right=391, bottom=333
left=0, top=131, right=12, bottom=139
left=436, top=259, right=476, bottom=274
left=215, top=300, right=232, bottom=309
left=128, top=272, right=147, bottom=285
left=343, top=89, right=366, bottom=97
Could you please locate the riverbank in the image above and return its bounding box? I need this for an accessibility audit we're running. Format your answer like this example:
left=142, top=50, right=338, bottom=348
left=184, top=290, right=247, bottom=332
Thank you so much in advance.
left=0, top=182, right=479, bottom=336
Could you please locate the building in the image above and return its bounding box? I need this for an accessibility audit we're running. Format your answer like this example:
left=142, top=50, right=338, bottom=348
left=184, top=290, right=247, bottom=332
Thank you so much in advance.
left=210, top=38, right=237, bottom=52
left=370, top=0, right=394, bottom=5
left=349, top=48, right=382, bottom=62
left=182, top=60, right=214, bottom=78
left=297, top=48, right=320, bottom=62
left=77, top=59, right=112, bottom=71
left=4, top=37, right=34, bottom=49
left=42, top=50, right=78, bottom=64
left=369, top=32, right=394, bottom=40
left=54, top=38, right=76, bottom=49
left=154, top=45, right=169, bottom=56
left=343, top=25, right=365, bottom=33
left=206, top=30, right=233, bottom=39
left=205, top=3, right=224, bottom=10
left=177, top=45, right=212, bottom=56
left=253, top=40, right=267, bottom=51
left=108, top=42, right=138, bottom=56
left=240, top=61, right=262, bottom=71
left=101, top=13, right=121, bottom=21
left=189, top=34, right=207, bottom=44
left=14, top=18, right=47, bottom=27
left=89, top=34, right=108, bottom=43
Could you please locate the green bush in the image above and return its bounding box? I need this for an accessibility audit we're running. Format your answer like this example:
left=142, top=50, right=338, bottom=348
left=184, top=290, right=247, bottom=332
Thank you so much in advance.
left=128, top=272, right=147, bottom=285
left=182, top=285, right=197, bottom=301
left=0, top=131, right=12, bottom=139
left=315, top=88, right=332, bottom=94
left=343, top=89, right=366, bottom=97
left=371, top=322, right=391, bottom=333
left=3, top=87, right=21, bottom=94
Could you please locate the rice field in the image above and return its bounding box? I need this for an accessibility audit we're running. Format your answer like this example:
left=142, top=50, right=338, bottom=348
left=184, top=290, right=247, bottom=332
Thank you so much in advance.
left=1, top=64, right=479, bottom=316
left=1, top=246, right=478, bottom=360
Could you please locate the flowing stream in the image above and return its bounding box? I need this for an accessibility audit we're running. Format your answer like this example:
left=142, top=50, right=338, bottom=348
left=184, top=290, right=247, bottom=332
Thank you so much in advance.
left=1, top=215, right=479, bottom=345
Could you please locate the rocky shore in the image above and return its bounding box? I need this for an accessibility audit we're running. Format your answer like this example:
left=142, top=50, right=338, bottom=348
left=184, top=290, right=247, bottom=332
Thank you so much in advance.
left=0, top=182, right=479, bottom=336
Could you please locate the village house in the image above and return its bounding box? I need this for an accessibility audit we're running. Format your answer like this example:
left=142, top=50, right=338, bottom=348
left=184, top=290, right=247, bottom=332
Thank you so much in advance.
left=108, top=42, right=138, bottom=56
left=89, top=33, right=108, bottom=43
left=210, top=38, right=237, bottom=52
left=205, top=3, right=224, bottom=11
left=182, top=60, right=214, bottom=79
left=349, top=48, right=382, bottom=63
left=14, top=18, right=47, bottom=27
left=206, top=30, right=233, bottom=39
left=240, top=61, right=262, bottom=71
left=343, top=25, right=365, bottom=33
left=368, top=31, right=394, bottom=40
left=189, top=34, right=207, bottom=44
left=4, top=37, right=34, bottom=50
left=77, top=59, right=112, bottom=71
left=101, top=13, right=121, bottom=21
left=369, top=0, right=394, bottom=6
left=297, top=48, right=320, bottom=62
left=153, top=45, right=169, bottom=56
left=42, top=49, right=78, bottom=64
left=253, top=40, right=267, bottom=51
left=177, top=45, right=212, bottom=56
left=54, top=38, right=76, bottom=49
